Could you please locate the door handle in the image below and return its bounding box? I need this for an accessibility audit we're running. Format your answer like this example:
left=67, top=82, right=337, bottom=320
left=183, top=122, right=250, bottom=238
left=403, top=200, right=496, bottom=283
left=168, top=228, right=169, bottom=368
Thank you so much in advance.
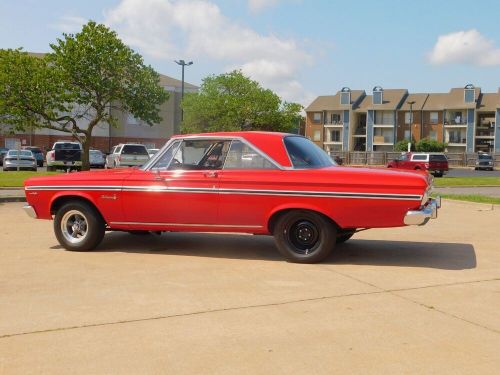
left=204, top=171, right=218, bottom=178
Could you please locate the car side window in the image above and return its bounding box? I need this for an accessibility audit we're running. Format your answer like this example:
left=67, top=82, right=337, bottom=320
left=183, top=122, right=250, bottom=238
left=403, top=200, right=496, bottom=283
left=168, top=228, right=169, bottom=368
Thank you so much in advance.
left=151, top=140, right=181, bottom=170
left=412, top=155, right=427, bottom=161
left=398, top=154, right=408, bottom=161
left=224, top=140, right=277, bottom=170
left=168, top=140, right=230, bottom=170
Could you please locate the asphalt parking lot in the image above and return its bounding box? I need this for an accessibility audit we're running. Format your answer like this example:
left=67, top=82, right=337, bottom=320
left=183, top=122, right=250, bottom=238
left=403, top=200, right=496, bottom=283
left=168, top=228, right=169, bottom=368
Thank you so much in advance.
left=0, top=200, right=499, bottom=374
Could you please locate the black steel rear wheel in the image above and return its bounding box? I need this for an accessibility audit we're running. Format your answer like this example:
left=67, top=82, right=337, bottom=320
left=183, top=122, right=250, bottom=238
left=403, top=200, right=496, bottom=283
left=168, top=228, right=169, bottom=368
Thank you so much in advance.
left=273, top=210, right=336, bottom=263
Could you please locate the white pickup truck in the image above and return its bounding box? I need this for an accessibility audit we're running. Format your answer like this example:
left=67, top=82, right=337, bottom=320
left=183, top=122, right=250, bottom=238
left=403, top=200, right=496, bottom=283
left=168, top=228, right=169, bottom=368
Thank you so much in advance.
left=46, top=141, right=82, bottom=171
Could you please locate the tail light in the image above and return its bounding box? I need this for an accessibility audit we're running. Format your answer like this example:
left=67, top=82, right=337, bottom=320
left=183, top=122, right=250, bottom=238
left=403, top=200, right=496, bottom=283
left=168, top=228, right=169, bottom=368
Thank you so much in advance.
left=424, top=163, right=429, bottom=169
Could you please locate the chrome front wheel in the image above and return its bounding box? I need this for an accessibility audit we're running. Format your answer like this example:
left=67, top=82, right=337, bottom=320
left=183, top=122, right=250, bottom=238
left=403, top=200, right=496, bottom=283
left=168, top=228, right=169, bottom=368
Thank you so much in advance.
left=54, top=201, right=105, bottom=251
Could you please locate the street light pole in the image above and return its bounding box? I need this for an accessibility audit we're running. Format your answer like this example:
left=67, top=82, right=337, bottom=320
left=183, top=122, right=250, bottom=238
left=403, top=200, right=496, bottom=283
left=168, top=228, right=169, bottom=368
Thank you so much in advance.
left=174, top=59, right=193, bottom=133
left=407, top=100, right=415, bottom=152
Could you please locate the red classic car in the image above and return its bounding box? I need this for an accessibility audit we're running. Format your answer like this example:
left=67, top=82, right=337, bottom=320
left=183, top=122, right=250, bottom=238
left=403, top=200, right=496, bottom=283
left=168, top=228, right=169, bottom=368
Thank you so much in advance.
left=23, top=132, right=440, bottom=263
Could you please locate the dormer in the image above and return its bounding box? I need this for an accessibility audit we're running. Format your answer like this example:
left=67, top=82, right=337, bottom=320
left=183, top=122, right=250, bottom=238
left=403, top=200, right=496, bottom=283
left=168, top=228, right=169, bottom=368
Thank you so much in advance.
left=464, top=83, right=475, bottom=103
left=373, top=86, right=383, bottom=105
left=340, top=87, right=351, bottom=105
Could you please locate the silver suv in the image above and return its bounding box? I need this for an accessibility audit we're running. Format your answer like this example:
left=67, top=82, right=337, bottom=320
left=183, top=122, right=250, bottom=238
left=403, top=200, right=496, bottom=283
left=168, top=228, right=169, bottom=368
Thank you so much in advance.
left=105, top=143, right=150, bottom=168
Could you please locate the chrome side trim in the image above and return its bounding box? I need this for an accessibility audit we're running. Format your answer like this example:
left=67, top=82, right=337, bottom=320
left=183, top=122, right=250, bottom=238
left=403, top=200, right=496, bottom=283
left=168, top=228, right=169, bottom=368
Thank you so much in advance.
left=109, top=222, right=263, bottom=229
left=404, top=197, right=441, bottom=226
left=22, top=205, right=37, bottom=219
left=25, top=185, right=422, bottom=201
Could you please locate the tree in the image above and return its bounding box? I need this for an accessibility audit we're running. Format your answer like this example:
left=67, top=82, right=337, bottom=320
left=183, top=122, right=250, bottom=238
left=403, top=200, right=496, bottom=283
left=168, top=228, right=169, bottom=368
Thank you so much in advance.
left=0, top=21, right=169, bottom=170
left=415, top=139, right=446, bottom=152
left=181, top=70, right=302, bottom=134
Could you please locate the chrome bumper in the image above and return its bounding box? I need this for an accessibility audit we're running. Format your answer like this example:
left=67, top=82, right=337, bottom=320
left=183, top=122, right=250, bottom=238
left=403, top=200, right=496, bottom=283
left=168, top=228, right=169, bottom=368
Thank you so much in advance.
left=22, top=205, right=37, bottom=219
left=404, top=197, right=441, bottom=226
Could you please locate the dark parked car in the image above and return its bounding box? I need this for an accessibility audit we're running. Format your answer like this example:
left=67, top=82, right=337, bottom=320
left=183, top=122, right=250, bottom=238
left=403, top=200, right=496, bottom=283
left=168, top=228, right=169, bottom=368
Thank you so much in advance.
left=23, top=146, right=44, bottom=167
left=475, top=153, right=494, bottom=171
left=0, top=147, right=8, bottom=166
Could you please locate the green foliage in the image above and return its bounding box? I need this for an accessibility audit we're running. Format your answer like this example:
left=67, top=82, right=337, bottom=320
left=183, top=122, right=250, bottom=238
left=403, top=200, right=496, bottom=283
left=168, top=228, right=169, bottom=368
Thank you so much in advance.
left=415, top=138, right=446, bottom=152
left=0, top=21, right=168, bottom=170
left=181, top=70, right=302, bottom=133
left=394, top=139, right=414, bottom=152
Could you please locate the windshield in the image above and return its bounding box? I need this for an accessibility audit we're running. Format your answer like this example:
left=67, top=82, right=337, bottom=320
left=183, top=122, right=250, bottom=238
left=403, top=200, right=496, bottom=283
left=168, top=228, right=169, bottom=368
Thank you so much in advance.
left=284, top=136, right=334, bottom=169
left=478, top=154, right=492, bottom=160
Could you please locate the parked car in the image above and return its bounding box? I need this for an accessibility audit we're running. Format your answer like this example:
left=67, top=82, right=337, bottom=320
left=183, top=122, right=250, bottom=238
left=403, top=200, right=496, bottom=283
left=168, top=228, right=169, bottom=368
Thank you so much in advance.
left=105, top=143, right=150, bottom=168
left=475, top=153, right=494, bottom=171
left=387, top=152, right=448, bottom=177
left=147, top=148, right=160, bottom=157
left=0, top=147, right=8, bottom=166
left=23, top=132, right=440, bottom=264
left=23, top=146, right=44, bottom=167
left=89, top=149, right=106, bottom=169
left=3, top=150, right=37, bottom=171
left=46, top=141, right=82, bottom=171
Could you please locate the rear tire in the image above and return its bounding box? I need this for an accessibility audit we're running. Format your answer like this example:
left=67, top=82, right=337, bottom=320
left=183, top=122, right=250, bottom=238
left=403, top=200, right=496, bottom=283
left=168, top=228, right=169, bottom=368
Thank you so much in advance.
left=54, top=201, right=105, bottom=251
left=273, top=210, right=336, bottom=263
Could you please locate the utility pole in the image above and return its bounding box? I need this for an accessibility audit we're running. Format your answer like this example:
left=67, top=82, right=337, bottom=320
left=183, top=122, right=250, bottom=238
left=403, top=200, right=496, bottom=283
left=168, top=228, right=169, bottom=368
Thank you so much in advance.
left=407, top=100, right=416, bottom=152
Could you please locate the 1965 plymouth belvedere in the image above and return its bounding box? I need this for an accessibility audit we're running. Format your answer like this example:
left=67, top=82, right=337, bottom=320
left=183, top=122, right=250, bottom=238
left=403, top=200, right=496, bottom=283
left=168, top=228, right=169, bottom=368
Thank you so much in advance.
left=23, top=132, right=440, bottom=263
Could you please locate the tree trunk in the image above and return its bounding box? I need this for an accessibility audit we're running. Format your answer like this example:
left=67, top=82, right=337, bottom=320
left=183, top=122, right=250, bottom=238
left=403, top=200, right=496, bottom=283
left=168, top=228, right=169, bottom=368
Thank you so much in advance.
left=81, top=135, right=91, bottom=171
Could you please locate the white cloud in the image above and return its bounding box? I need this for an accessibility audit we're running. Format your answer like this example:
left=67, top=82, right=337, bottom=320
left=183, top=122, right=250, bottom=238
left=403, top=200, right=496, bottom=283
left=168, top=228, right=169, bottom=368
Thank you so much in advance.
left=428, top=29, right=500, bottom=66
left=52, top=15, right=88, bottom=33
left=104, top=0, right=313, bottom=104
left=247, top=0, right=280, bottom=13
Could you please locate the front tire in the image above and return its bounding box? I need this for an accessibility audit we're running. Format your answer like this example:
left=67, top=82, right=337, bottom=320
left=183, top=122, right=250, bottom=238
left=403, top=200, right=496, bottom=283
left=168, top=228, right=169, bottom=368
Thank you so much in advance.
left=54, top=201, right=105, bottom=251
left=273, top=210, right=337, bottom=263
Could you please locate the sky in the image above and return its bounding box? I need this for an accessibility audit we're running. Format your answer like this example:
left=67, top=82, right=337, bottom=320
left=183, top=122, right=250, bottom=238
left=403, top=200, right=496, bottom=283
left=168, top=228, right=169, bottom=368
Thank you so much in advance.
left=1, top=0, right=500, bottom=106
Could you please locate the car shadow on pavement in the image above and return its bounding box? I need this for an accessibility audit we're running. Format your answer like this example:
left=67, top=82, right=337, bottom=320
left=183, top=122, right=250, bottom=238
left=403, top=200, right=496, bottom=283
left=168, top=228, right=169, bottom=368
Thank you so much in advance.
left=326, top=239, right=476, bottom=270
left=73, top=231, right=477, bottom=270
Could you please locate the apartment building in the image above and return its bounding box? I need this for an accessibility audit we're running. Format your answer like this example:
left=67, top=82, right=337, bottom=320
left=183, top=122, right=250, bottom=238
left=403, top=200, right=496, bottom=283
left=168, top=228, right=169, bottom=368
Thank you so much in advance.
left=306, top=85, right=500, bottom=154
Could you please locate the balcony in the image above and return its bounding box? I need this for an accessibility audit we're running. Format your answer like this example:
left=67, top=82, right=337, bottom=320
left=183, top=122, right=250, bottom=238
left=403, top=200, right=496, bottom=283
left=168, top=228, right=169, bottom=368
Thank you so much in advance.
left=444, top=112, right=467, bottom=126
left=353, top=127, right=367, bottom=136
left=323, top=120, right=343, bottom=127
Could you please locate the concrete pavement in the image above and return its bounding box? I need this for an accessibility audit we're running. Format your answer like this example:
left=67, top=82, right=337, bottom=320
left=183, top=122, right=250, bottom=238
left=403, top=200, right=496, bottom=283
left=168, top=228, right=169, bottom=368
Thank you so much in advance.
left=0, top=200, right=499, bottom=374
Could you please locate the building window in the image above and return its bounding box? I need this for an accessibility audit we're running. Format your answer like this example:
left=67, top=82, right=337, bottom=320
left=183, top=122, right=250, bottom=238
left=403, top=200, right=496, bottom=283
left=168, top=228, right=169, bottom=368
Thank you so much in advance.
left=373, top=86, right=383, bottom=105
left=429, top=130, right=437, bottom=140
left=330, top=113, right=341, bottom=124
left=313, top=130, right=321, bottom=141
left=127, top=113, right=139, bottom=125
left=313, top=112, right=322, bottom=123
left=404, top=112, right=411, bottom=124
left=375, top=111, right=393, bottom=125
left=340, top=92, right=350, bottom=105
left=331, top=130, right=341, bottom=142
left=464, top=88, right=475, bottom=103
left=429, top=112, right=438, bottom=124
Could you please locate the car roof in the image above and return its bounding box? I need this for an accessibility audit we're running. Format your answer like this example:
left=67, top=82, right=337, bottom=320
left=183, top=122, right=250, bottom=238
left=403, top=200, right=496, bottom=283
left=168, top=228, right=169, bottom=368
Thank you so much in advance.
left=171, top=131, right=294, bottom=167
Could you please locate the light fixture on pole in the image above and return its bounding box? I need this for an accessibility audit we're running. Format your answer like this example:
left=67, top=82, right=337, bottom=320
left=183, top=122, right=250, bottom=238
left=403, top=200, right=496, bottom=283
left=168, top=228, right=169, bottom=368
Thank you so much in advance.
left=407, top=100, right=416, bottom=152
left=174, top=59, right=193, bottom=133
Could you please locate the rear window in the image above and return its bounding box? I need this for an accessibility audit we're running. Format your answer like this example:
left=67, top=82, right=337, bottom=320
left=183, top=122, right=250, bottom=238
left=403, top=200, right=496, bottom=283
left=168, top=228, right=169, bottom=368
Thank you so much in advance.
left=429, top=154, right=448, bottom=162
left=284, top=136, right=334, bottom=169
left=412, top=154, right=428, bottom=161
left=54, top=143, right=81, bottom=150
left=26, top=147, right=42, bottom=153
left=122, top=145, right=148, bottom=155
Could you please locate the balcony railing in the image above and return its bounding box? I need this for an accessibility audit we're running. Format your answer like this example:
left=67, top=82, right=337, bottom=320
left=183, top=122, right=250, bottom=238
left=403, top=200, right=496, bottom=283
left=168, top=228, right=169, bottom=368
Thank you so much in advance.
left=353, top=127, right=366, bottom=135
left=324, top=120, right=343, bottom=125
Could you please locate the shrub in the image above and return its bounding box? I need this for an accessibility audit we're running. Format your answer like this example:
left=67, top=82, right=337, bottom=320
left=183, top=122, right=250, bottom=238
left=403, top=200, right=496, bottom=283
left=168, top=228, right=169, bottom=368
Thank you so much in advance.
left=394, top=139, right=414, bottom=152
left=415, top=139, right=446, bottom=152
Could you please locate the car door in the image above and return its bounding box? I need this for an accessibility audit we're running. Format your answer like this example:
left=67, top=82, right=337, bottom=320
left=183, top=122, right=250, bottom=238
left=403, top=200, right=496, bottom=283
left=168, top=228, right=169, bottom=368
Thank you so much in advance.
left=121, top=138, right=230, bottom=227
left=217, top=140, right=281, bottom=229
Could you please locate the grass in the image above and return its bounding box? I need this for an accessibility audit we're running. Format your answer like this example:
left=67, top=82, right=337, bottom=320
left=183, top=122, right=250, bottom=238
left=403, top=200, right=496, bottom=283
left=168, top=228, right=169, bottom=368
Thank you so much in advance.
left=434, top=176, right=500, bottom=187
left=0, top=171, right=60, bottom=187
left=433, top=193, right=500, bottom=205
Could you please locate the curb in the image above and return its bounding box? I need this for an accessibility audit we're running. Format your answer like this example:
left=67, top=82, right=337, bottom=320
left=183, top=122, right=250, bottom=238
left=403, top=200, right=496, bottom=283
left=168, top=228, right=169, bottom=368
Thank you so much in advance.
left=439, top=198, right=498, bottom=209
left=0, top=196, right=26, bottom=203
